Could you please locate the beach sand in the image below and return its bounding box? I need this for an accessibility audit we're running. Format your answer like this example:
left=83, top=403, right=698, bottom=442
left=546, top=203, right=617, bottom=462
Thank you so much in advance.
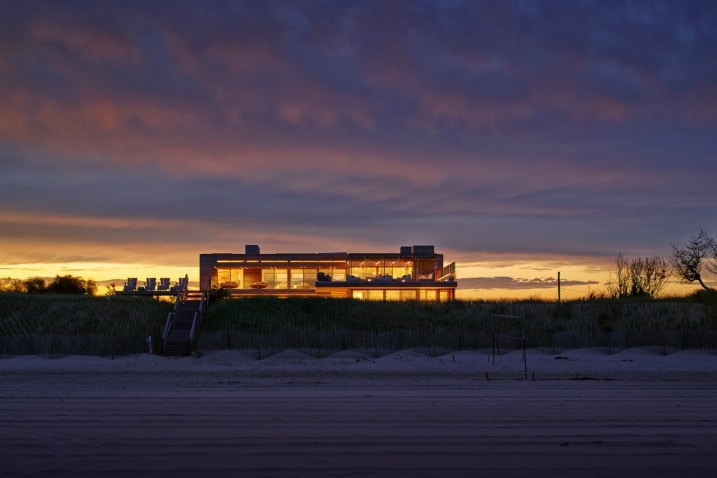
left=1, top=348, right=716, bottom=477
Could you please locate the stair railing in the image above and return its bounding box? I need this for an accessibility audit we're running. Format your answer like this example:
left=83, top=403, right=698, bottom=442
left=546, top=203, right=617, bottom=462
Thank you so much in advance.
left=189, top=275, right=212, bottom=350
left=188, top=309, right=200, bottom=347
left=162, top=311, right=175, bottom=343
left=162, top=274, right=190, bottom=343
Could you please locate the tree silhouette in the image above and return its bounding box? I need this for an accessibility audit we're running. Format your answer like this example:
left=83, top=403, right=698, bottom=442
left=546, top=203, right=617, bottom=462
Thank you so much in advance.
left=670, top=229, right=717, bottom=291
left=607, top=253, right=670, bottom=298
left=24, top=277, right=47, bottom=294
left=0, top=277, right=25, bottom=292
left=47, top=275, right=90, bottom=295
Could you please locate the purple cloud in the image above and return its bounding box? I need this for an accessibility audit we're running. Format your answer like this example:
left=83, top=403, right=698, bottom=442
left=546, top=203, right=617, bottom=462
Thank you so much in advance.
left=0, top=0, right=715, bottom=286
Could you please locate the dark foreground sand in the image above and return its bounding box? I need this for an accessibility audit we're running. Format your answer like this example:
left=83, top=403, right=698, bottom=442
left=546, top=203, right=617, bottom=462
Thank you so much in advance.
left=1, top=349, right=716, bottom=477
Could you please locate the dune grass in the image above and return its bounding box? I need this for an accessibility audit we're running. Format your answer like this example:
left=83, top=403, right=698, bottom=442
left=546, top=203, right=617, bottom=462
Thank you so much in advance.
left=0, top=293, right=170, bottom=336
left=203, top=296, right=715, bottom=333
left=0, top=293, right=171, bottom=356
left=199, top=296, right=717, bottom=357
left=2, top=292, right=716, bottom=357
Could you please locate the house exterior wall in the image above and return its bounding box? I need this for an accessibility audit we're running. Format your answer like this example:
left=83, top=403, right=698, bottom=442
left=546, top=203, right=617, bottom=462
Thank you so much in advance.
left=199, top=245, right=456, bottom=301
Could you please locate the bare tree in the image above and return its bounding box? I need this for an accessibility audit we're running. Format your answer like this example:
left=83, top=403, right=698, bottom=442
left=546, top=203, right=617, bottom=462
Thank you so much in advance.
left=607, top=253, right=671, bottom=299
left=631, top=256, right=671, bottom=298
left=670, top=229, right=717, bottom=291
left=607, top=253, right=631, bottom=298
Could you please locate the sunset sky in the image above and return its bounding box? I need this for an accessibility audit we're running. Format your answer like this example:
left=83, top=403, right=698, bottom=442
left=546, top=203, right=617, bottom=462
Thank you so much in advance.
left=1, top=0, right=716, bottom=299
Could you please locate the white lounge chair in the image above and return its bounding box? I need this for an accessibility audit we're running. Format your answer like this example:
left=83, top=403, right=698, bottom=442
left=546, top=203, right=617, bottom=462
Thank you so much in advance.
left=145, top=278, right=156, bottom=292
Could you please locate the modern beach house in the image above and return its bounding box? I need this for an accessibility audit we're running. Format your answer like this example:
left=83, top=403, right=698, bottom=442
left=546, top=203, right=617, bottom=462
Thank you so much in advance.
left=199, top=245, right=457, bottom=301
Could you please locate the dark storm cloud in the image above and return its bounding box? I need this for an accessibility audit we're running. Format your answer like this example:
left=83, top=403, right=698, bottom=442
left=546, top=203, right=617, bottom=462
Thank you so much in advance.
left=5, top=1, right=717, bottom=137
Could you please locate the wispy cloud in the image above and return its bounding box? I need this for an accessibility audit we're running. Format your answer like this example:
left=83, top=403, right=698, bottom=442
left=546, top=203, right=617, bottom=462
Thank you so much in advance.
left=459, top=276, right=600, bottom=291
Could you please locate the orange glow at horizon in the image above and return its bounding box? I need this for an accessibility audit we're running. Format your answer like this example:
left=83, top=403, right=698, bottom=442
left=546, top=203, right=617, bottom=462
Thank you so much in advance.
left=0, top=256, right=706, bottom=300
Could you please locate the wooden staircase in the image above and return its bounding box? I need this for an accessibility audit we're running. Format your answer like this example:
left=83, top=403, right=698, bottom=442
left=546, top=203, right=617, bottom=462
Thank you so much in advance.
left=163, top=298, right=200, bottom=356
left=161, top=276, right=209, bottom=357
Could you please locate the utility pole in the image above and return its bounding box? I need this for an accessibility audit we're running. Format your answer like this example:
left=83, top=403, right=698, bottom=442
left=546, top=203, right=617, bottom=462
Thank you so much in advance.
left=557, top=271, right=561, bottom=306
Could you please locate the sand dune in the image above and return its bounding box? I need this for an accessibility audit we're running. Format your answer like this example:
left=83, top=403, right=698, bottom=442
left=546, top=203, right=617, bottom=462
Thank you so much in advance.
left=2, top=347, right=715, bottom=381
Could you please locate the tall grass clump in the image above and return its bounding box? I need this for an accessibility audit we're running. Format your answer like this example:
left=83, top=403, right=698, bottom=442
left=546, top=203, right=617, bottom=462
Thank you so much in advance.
left=0, top=293, right=172, bottom=356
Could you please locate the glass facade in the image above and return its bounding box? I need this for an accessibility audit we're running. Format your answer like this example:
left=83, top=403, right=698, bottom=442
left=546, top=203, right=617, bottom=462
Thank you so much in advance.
left=200, top=246, right=456, bottom=301
left=214, top=266, right=346, bottom=290
left=349, top=260, right=413, bottom=281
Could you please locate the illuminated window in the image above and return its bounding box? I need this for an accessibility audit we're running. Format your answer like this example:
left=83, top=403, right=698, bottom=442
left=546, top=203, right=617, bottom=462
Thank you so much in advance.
left=419, top=290, right=437, bottom=301
left=354, top=266, right=375, bottom=280
left=290, top=269, right=305, bottom=288
left=217, top=268, right=241, bottom=288
left=263, top=269, right=288, bottom=289
left=304, top=269, right=317, bottom=285
left=388, top=262, right=413, bottom=281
